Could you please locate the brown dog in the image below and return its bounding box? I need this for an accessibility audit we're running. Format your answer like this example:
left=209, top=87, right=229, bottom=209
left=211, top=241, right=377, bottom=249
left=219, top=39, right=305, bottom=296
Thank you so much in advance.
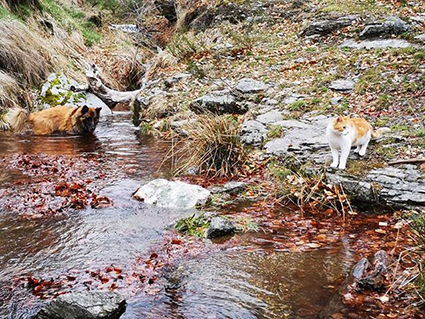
left=6, top=105, right=101, bottom=135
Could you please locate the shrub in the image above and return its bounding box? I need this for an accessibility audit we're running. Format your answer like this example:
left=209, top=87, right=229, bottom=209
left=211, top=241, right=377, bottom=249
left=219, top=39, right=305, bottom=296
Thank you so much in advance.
left=174, top=114, right=247, bottom=177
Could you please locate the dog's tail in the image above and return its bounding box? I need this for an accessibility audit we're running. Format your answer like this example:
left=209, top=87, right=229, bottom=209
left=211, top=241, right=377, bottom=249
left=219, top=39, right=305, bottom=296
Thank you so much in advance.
left=372, top=127, right=391, bottom=138
left=5, top=107, right=29, bottom=132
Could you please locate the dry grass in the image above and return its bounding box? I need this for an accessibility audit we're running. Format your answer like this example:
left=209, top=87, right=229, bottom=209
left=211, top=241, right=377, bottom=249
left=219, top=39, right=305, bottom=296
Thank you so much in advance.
left=171, top=114, right=247, bottom=177
left=0, top=71, right=20, bottom=109
left=269, top=158, right=353, bottom=216
left=0, top=20, right=52, bottom=87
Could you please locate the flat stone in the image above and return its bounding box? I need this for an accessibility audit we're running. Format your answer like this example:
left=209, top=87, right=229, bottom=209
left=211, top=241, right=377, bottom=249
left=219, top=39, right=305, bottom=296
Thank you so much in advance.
left=35, top=291, right=126, bottom=319
left=256, top=110, right=283, bottom=125
left=301, top=15, right=358, bottom=36
left=240, top=120, right=268, bottom=146
left=329, top=79, right=355, bottom=91
left=206, top=216, right=236, bottom=238
left=191, top=90, right=247, bottom=114
left=134, top=179, right=211, bottom=210
left=283, top=94, right=305, bottom=105
left=415, top=34, right=425, bottom=42
left=341, top=39, right=419, bottom=49
left=235, top=78, right=269, bottom=94
left=208, top=181, right=246, bottom=194
left=331, top=96, right=343, bottom=105
left=327, top=165, right=425, bottom=209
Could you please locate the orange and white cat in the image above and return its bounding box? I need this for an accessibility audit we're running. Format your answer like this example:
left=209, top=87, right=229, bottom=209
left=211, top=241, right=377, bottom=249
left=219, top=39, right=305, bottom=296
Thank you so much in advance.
left=326, top=116, right=390, bottom=170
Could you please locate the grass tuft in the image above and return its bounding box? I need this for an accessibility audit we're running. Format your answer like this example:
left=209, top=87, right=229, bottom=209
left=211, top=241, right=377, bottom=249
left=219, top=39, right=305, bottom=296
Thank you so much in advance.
left=172, top=114, right=247, bottom=177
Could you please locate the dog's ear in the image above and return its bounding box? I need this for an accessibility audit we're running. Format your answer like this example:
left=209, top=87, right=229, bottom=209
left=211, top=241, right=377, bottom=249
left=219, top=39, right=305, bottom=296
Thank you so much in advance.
left=95, top=107, right=102, bottom=116
left=81, top=105, right=89, bottom=115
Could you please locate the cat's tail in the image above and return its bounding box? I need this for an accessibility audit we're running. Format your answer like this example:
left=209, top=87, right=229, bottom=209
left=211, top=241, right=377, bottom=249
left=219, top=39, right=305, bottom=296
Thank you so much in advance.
left=5, top=107, right=29, bottom=132
left=372, top=127, right=391, bottom=138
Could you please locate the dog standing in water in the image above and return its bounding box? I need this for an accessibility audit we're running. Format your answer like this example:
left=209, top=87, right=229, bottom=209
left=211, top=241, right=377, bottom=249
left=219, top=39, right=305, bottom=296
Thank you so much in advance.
left=5, top=105, right=101, bottom=135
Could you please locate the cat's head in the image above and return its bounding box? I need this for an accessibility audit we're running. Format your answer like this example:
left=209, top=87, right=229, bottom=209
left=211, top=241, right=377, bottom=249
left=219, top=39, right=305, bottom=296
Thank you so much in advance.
left=332, top=116, right=349, bottom=135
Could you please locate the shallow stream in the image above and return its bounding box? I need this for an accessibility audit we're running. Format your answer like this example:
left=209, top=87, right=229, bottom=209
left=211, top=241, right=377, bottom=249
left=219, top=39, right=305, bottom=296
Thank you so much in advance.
left=0, top=112, right=371, bottom=318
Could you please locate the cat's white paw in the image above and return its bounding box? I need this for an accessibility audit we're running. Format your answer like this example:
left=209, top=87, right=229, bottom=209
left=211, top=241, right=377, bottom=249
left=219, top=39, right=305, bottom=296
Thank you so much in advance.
left=330, top=162, right=338, bottom=168
left=359, top=150, right=366, bottom=156
left=338, top=164, right=346, bottom=170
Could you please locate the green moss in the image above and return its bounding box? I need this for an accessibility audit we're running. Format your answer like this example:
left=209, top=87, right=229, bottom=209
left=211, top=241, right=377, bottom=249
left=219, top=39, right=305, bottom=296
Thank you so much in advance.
left=139, top=122, right=153, bottom=135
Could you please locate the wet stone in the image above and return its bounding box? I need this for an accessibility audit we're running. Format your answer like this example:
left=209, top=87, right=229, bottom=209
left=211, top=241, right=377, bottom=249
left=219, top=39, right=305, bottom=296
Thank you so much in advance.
left=206, top=216, right=236, bottom=238
left=35, top=291, right=126, bottom=319
left=208, top=181, right=246, bottom=195
left=134, top=179, right=211, bottom=210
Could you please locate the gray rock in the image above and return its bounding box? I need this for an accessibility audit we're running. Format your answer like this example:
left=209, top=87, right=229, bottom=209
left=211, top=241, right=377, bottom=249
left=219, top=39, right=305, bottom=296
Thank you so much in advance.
left=191, top=90, right=247, bottom=114
left=164, top=72, right=191, bottom=87
left=341, top=39, right=419, bottom=49
left=235, top=78, right=269, bottom=94
left=359, top=16, right=410, bottom=38
left=329, top=79, right=355, bottom=92
left=301, top=15, right=358, bottom=36
left=264, top=117, right=329, bottom=159
left=39, top=73, right=111, bottom=115
left=264, top=98, right=279, bottom=106
left=240, top=120, right=268, bottom=145
left=134, top=179, right=211, bottom=210
left=327, top=165, right=425, bottom=209
left=256, top=110, right=283, bottom=125
left=283, top=94, right=305, bottom=105
left=331, top=96, right=343, bottom=105
left=35, top=291, right=126, bottom=319
left=206, top=216, right=236, bottom=238
left=208, top=181, right=246, bottom=194
left=415, top=34, right=425, bottom=42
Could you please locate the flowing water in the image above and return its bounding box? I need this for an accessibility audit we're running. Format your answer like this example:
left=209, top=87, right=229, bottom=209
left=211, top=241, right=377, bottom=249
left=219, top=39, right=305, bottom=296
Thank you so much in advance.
left=0, top=112, right=359, bottom=318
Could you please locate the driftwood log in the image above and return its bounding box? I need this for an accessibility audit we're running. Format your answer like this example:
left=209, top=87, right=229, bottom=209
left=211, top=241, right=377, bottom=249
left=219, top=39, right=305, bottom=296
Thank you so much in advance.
left=71, top=64, right=144, bottom=109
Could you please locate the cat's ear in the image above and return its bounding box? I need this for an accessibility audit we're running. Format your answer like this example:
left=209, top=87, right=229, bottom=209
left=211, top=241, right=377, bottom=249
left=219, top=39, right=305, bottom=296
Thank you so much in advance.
left=336, top=116, right=342, bottom=122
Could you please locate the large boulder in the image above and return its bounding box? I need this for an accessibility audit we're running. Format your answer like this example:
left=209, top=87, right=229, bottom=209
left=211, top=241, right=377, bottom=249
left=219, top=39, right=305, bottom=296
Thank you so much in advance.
left=191, top=90, right=247, bottom=115
left=35, top=291, right=126, bottom=319
left=359, top=16, right=410, bottom=38
left=134, top=179, right=211, bottom=210
left=39, top=73, right=111, bottom=115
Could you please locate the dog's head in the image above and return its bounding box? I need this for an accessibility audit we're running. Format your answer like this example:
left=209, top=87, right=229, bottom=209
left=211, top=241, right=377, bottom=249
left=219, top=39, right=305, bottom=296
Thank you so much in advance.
left=78, top=105, right=101, bottom=133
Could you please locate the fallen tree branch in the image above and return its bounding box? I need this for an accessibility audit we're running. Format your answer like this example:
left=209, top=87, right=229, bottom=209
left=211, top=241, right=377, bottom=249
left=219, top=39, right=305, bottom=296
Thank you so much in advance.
left=388, top=158, right=425, bottom=166
left=82, top=64, right=143, bottom=109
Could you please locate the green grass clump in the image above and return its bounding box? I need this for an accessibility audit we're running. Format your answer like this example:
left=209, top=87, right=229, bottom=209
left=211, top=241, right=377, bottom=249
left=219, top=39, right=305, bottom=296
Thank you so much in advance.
left=175, top=214, right=210, bottom=237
